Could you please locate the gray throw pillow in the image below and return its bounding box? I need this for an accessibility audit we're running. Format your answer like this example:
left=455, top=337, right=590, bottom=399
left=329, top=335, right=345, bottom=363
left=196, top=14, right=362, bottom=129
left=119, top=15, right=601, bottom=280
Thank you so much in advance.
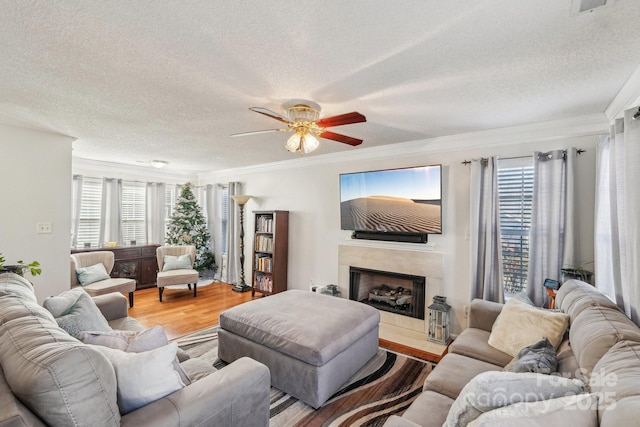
left=162, top=254, right=192, bottom=271
left=76, top=263, right=111, bottom=285
left=53, top=291, right=112, bottom=339
left=504, top=337, right=558, bottom=374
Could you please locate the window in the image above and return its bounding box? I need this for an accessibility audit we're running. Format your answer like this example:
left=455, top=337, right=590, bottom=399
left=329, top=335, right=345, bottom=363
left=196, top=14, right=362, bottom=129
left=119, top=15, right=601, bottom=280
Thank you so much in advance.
left=121, top=181, right=146, bottom=244
left=497, top=157, right=534, bottom=294
left=76, top=177, right=102, bottom=247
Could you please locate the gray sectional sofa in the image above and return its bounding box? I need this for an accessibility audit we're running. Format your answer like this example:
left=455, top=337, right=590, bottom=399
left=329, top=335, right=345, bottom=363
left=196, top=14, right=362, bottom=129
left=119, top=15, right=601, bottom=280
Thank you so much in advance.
left=0, top=273, right=270, bottom=427
left=386, top=279, right=640, bottom=426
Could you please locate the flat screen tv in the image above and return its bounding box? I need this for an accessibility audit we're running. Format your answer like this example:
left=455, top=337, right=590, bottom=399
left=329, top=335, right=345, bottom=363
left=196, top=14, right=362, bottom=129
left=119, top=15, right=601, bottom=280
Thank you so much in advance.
left=340, top=165, right=442, bottom=241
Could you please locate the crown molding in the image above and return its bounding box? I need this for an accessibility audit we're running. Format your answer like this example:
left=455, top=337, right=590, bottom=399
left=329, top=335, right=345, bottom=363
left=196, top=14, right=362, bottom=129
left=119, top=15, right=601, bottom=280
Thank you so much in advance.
left=605, top=63, right=640, bottom=120
left=73, top=157, right=198, bottom=182
left=198, top=113, right=608, bottom=180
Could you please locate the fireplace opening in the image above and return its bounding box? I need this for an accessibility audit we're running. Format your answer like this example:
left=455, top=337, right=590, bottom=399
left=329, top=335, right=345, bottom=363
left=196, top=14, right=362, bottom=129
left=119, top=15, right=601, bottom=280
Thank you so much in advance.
left=349, top=266, right=425, bottom=320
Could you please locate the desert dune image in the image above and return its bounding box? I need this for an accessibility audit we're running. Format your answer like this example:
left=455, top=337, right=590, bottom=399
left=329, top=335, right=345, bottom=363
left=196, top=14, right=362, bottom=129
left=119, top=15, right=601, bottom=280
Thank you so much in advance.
left=341, top=196, right=441, bottom=234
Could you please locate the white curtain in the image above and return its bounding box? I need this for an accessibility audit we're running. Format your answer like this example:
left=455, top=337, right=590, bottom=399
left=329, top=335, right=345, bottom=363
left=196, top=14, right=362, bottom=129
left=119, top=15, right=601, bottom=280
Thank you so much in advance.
left=211, top=185, right=226, bottom=281
left=145, top=182, right=165, bottom=245
left=226, top=182, right=240, bottom=285
left=595, top=109, right=640, bottom=323
left=469, top=157, right=504, bottom=303
left=195, top=184, right=215, bottom=277
left=71, top=175, right=83, bottom=248
left=526, top=148, right=578, bottom=306
left=99, top=178, right=123, bottom=245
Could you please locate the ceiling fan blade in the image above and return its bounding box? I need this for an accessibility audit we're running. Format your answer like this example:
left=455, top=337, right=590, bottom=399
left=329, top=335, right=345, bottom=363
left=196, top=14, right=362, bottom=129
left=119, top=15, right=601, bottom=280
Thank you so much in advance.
left=315, top=112, right=366, bottom=128
left=319, top=130, right=363, bottom=146
left=249, top=107, right=292, bottom=124
left=230, top=128, right=288, bottom=137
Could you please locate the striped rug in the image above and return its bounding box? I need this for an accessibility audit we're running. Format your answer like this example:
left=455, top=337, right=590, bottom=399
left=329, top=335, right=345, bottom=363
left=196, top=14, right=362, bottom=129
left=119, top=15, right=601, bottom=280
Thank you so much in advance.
left=176, top=327, right=433, bottom=427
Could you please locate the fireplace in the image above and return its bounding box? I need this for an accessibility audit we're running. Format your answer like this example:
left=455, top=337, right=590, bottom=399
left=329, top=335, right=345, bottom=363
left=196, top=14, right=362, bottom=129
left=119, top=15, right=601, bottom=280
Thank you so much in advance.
left=349, top=266, right=426, bottom=320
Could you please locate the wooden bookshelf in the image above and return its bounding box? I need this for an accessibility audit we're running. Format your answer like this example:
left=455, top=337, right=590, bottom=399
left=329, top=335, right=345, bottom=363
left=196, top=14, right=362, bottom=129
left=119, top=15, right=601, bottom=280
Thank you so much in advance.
left=251, top=210, right=289, bottom=296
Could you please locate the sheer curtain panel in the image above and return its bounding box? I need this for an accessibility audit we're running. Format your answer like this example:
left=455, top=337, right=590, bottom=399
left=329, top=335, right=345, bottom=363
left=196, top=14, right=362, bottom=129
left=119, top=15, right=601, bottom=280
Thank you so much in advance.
left=469, top=157, right=504, bottom=303
left=71, top=175, right=83, bottom=248
left=146, top=182, right=166, bottom=245
left=526, top=148, right=578, bottom=306
left=226, top=182, right=240, bottom=285
left=99, top=178, right=123, bottom=245
left=595, top=108, right=640, bottom=323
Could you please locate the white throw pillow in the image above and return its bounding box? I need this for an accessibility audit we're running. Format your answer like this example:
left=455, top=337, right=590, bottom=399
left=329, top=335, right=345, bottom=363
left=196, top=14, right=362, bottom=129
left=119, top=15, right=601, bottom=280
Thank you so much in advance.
left=76, top=263, right=111, bottom=285
left=93, top=343, right=185, bottom=414
left=162, top=254, right=192, bottom=271
left=80, top=326, right=191, bottom=385
left=467, top=393, right=598, bottom=426
left=443, top=371, right=585, bottom=427
left=488, top=298, right=569, bottom=357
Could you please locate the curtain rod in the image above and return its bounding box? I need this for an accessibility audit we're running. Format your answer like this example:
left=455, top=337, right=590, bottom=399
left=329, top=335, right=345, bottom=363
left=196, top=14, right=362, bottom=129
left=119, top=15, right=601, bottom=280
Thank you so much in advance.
left=461, top=149, right=585, bottom=165
left=72, top=175, right=211, bottom=189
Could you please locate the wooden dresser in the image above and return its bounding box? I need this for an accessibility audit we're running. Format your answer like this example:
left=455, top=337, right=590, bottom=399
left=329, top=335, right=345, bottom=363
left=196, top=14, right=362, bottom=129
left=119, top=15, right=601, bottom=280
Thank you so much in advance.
left=71, top=244, right=160, bottom=290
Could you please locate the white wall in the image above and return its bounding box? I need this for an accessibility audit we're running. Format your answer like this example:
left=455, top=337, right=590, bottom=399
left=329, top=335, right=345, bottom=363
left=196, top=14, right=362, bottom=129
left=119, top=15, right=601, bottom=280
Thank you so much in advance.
left=199, top=120, right=601, bottom=334
left=0, top=125, right=74, bottom=302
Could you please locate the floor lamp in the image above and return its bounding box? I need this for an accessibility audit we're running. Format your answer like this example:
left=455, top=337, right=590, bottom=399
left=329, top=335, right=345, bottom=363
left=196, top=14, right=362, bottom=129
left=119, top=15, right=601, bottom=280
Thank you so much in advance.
left=230, top=195, right=253, bottom=293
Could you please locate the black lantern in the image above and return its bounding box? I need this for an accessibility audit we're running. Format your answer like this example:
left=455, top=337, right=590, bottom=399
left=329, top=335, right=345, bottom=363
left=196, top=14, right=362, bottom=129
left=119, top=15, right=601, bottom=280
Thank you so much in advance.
left=428, top=295, right=451, bottom=345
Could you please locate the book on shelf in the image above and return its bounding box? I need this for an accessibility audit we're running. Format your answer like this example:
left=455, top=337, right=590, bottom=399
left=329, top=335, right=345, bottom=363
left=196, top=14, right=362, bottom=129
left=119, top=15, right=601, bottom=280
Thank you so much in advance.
left=256, top=215, right=274, bottom=233
left=253, top=273, right=273, bottom=293
left=254, top=254, right=272, bottom=272
left=254, top=235, right=273, bottom=252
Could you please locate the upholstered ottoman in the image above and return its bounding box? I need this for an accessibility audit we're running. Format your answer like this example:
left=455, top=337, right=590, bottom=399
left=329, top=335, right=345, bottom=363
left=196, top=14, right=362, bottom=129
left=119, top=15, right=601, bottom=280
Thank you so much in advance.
left=218, top=289, right=380, bottom=408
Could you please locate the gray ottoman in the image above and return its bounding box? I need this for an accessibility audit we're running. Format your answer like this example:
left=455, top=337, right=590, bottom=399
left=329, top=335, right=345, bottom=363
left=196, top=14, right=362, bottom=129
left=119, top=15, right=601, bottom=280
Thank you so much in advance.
left=218, top=290, right=380, bottom=408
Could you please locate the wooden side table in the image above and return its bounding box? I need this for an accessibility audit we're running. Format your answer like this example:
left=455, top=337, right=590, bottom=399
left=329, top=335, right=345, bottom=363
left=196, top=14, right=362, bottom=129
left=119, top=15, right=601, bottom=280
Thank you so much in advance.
left=546, top=287, right=557, bottom=309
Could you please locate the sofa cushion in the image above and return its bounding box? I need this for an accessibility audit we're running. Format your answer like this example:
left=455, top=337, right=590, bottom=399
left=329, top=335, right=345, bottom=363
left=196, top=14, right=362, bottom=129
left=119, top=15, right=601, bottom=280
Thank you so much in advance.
left=557, top=279, right=620, bottom=319
left=424, top=353, right=503, bottom=400
left=467, top=393, right=598, bottom=427
left=590, top=340, right=640, bottom=422
left=488, top=298, right=569, bottom=357
left=0, top=296, right=120, bottom=426
left=0, top=272, right=38, bottom=304
left=46, top=289, right=112, bottom=339
left=449, top=328, right=513, bottom=367
left=569, top=305, right=640, bottom=376
left=76, top=262, right=111, bottom=285
left=93, top=343, right=186, bottom=415
left=400, top=390, right=454, bottom=427
left=443, top=371, right=585, bottom=427
left=80, top=326, right=191, bottom=385
left=503, top=337, right=557, bottom=374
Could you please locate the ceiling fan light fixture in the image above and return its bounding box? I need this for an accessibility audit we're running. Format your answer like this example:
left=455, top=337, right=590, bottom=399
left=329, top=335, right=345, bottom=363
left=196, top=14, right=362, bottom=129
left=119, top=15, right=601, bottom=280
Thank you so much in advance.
left=302, top=133, right=319, bottom=153
left=151, top=160, right=168, bottom=169
left=285, top=132, right=302, bottom=153
left=285, top=130, right=319, bottom=154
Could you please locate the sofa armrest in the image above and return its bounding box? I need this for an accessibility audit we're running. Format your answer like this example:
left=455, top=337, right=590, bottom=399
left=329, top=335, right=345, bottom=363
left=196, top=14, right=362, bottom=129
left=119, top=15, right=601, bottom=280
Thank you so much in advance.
left=120, top=357, right=270, bottom=427
left=382, top=415, right=422, bottom=427
left=92, top=292, right=128, bottom=321
left=468, top=299, right=504, bottom=332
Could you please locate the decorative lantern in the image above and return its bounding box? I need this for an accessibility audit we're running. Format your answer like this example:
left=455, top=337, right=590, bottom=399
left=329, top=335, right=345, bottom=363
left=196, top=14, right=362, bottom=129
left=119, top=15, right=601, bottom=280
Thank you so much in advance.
left=428, top=295, right=451, bottom=345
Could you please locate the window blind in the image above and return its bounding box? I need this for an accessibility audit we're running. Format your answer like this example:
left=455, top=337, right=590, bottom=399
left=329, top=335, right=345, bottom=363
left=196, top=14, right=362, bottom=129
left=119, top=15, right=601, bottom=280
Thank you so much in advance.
left=76, top=177, right=102, bottom=247
left=122, top=181, right=146, bottom=243
left=497, top=157, right=534, bottom=294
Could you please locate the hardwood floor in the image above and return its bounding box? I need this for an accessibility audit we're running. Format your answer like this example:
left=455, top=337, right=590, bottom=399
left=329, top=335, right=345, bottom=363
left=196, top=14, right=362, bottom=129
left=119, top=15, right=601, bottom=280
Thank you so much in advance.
left=128, top=281, right=255, bottom=340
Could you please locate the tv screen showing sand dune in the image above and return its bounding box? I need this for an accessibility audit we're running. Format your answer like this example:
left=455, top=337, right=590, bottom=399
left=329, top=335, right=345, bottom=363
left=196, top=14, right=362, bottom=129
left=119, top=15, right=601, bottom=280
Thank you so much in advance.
left=340, top=165, right=442, bottom=234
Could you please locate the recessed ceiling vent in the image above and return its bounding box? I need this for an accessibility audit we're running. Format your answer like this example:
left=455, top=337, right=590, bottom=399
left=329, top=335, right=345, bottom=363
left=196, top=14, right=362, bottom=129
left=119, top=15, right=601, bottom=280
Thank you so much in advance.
left=571, top=0, right=615, bottom=15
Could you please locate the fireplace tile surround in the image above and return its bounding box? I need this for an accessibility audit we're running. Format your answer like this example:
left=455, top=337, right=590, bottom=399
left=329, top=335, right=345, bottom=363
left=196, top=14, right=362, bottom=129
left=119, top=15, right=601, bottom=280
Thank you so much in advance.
left=338, top=243, right=446, bottom=357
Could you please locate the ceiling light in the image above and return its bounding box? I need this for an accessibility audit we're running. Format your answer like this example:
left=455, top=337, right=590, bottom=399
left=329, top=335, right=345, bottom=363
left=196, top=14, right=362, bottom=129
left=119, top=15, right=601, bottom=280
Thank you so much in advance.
left=151, top=160, right=168, bottom=169
left=285, top=130, right=319, bottom=154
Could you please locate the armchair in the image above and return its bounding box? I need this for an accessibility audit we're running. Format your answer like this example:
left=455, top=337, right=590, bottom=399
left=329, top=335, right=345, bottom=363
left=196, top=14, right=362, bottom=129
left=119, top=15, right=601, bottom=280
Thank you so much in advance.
left=156, top=245, right=199, bottom=302
left=70, top=251, right=136, bottom=307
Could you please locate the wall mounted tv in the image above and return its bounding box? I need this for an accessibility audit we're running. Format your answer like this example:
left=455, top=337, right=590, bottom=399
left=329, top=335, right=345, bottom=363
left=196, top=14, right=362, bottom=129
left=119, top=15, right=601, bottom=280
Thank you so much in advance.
left=340, top=165, right=442, bottom=243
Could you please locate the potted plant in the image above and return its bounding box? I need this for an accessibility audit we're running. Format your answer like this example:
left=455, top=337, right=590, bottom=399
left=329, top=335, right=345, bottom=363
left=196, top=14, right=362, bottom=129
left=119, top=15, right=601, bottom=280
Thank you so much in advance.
left=561, top=262, right=593, bottom=284
left=0, top=253, right=42, bottom=277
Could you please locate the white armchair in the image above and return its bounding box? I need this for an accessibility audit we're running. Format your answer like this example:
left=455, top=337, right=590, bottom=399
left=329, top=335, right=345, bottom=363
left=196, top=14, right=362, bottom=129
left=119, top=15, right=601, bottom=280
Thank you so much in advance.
left=156, top=245, right=199, bottom=302
left=70, top=251, right=136, bottom=307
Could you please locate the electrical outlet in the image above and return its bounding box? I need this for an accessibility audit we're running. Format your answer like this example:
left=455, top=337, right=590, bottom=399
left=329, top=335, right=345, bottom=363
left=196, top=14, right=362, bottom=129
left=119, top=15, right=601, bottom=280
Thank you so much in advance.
left=37, top=222, right=52, bottom=234
left=463, top=305, right=469, bottom=318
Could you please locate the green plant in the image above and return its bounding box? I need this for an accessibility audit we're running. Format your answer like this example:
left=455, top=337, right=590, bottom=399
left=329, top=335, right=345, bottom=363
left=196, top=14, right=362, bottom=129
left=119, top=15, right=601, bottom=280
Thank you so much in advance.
left=0, top=253, right=42, bottom=277
left=561, top=261, right=593, bottom=282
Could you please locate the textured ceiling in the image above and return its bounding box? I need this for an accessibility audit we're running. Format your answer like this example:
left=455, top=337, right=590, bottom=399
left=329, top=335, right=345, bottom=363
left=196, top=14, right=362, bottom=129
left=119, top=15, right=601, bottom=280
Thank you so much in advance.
left=1, top=0, right=640, bottom=172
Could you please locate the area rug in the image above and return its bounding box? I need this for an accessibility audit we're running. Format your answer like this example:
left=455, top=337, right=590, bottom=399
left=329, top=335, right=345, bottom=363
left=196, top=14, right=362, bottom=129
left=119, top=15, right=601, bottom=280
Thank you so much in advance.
left=175, top=327, right=433, bottom=427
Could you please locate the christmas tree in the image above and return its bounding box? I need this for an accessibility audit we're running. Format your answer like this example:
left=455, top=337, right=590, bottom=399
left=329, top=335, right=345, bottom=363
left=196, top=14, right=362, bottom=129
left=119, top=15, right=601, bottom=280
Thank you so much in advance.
left=165, top=183, right=216, bottom=273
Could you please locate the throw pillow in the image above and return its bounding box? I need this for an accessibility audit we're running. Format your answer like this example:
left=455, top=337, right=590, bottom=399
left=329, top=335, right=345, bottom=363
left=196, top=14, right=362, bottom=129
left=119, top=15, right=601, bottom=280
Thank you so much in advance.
left=80, top=326, right=191, bottom=385
left=488, top=298, right=569, bottom=357
left=93, top=343, right=186, bottom=414
left=162, top=254, right=192, bottom=271
left=503, top=337, right=558, bottom=374
left=443, top=371, right=585, bottom=427
left=76, top=263, right=111, bottom=286
left=467, top=393, right=598, bottom=427
left=43, top=287, right=87, bottom=317
left=47, top=290, right=112, bottom=339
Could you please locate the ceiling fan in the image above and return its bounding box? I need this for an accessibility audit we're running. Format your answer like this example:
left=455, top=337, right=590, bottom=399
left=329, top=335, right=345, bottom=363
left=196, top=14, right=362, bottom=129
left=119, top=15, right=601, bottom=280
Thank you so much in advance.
left=231, top=101, right=366, bottom=154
